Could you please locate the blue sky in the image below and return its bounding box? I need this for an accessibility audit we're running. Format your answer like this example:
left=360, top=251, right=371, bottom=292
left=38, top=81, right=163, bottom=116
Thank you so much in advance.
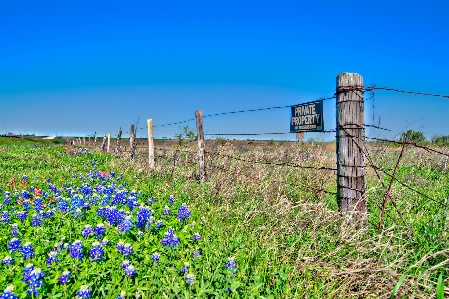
left=1, top=0, right=448, bottom=140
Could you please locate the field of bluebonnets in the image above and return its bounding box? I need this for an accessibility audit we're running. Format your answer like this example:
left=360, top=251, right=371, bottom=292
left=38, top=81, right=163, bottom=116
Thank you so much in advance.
left=0, top=141, right=448, bottom=298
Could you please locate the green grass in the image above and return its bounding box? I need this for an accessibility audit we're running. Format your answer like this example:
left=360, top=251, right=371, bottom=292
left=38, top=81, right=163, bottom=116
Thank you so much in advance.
left=0, top=137, right=66, bottom=146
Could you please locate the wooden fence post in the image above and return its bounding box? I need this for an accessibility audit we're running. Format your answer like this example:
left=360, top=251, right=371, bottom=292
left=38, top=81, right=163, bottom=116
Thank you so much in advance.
left=107, top=133, right=110, bottom=153
left=94, top=133, right=97, bottom=146
left=336, top=72, right=367, bottom=219
left=101, top=134, right=107, bottom=152
left=195, top=110, right=206, bottom=183
left=147, top=119, right=155, bottom=169
left=114, top=128, right=122, bottom=155
left=130, top=124, right=135, bottom=161
left=83, top=137, right=85, bottom=145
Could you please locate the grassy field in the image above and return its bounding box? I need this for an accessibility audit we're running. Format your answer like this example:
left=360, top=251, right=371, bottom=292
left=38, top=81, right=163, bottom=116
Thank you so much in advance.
left=0, top=142, right=447, bottom=298
left=0, top=137, right=66, bottom=146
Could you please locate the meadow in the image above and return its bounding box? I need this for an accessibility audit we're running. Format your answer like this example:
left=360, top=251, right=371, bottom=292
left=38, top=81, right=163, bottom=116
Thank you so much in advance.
left=0, top=140, right=448, bottom=298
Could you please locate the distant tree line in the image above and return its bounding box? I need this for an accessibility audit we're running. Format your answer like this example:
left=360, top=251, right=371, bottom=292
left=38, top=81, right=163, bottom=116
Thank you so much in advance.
left=398, top=129, right=449, bottom=146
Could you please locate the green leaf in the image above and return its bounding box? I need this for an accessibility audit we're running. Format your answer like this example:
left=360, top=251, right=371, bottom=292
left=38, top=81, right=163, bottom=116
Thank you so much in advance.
left=436, top=272, right=444, bottom=299
left=390, top=275, right=407, bottom=299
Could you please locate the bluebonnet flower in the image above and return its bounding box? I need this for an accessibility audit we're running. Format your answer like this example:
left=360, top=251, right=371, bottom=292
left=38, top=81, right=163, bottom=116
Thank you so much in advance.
left=180, top=262, right=189, bottom=274
left=2, top=256, right=14, bottom=265
left=120, top=260, right=130, bottom=269
left=81, top=183, right=92, bottom=196
left=21, top=190, right=30, bottom=199
left=31, top=213, right=43, bottom=227
left=122, top=243, right=133, bottom=256
left=46, top=178, right=51, bottom=183
left=151, top=253, right=160, bottom=262
left=226, top=257, right=238, bottom=274
left=147, top=197, right=156, bottom=205
left=21, top=242, right=34, bottom=260
left=124, top=265, right=136, bottom=277
left=201, top=216, right=206, bottom=226
left=116, top=291, right=126, bottom=299
left=1, top=211, right=10, bottom=224
left=73, top=208, right=83, bottom=218
left=118, top=216, right=133, bottom=233
left=185, top=273, right=195, bottom=286
left=0, top=285, right=19, bottom=299
left=22, top=175, right=28, bottom=181
left=156, top=220, right=163, bottom=229
left=100, top=237, right=109, bottom=246
left=168, top=195, right=175, bottom=205
left=3, top=197, right=10, bottom=205
left=127, top=196, right=139, bottom=211
left=68, top=240, right=84, bottom=260
left=94, top=223, right=106, bottom=237
left=110, top=172, right=115, bottom=177
left=177, top=203, right=191, bottom=221
left=11, top=224, right=19, bottom=237
left=43, top=209, right=54, bottom=219
left=161, top=228, right=180, bottom=247
left=77, top=285, right=92, bottom=298
left=16, top=211, right=27, bottom=222
left=116, top=240, right=125, bottom=254
left=33, top=198, right=43, bottom=211
left=82, top=225, right=93, bottom=237
left=49, top=184, right=57, bottom=193
left=8, top=238, right=21, bottom=252
left=58, top=270, right=72, bottom=284
left=57, top=198, right=69, bottom=212
left=163, top=206, right=170, bottom=215
left=136, top=206, right=152, bottom=229
left=137, top=230, right=143, bottom=237
left=192, top=249, right=202, bottom=258
left=89, top=241, right=104, bottom=262
left=46, top=251, right=59, bottom=265
left=23, top=201, right=31, bottom=210
left=193, top=233, right=201, bottom=241
left=25, top=268, right=45, bottom=295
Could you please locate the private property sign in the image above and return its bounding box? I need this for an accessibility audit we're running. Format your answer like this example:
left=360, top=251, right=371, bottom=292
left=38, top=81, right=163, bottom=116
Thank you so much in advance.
left=290, top=100, right=324, bottom=132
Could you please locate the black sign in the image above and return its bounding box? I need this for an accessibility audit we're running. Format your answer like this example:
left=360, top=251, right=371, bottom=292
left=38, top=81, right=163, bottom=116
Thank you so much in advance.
left=290, top=100, right=324, bottom=132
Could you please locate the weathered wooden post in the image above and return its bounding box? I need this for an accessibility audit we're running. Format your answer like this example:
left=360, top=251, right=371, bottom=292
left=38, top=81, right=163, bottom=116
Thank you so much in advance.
left=107, top=133, right=111, bottom=153
left=130, top=124, right=136, bottom=161
left=195, top=110, right=206, bottom=183
left=83, top=137, right=85, bottom=145
left=336, top=72, right=367, bottom=219
left=114, top=128, right=122, bottom=155
left=101, top=134, right=107, bottom=152
left=147, top=119, right=155, bottom=169
left=94, top=133, right=97, bottom=146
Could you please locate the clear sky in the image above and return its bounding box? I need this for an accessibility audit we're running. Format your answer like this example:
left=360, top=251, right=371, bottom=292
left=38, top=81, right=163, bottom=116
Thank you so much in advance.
left=1, top=0, right=448, bottom=141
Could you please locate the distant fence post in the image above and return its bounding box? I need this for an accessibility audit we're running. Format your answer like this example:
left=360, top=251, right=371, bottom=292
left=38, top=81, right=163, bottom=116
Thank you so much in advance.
left=114, top=128, right=122, bottom=156
left=195, top=110, right=206, bottom=183
left=94, top=133, right=97, bottom=146
left=147, top=119, right=155, bottom=169
left=101, top=134, right=107, bottom=152
left=107, top=133, right=111, bottom=153
left=83, top=137, right=85, bottom=145
left=336, top=72, right=367, bottom=219
left=130, top=124, right=135, bottom=161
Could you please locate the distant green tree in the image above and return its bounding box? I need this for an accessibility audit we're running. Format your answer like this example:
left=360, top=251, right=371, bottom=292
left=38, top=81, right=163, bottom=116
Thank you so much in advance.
left=399, top=129, right=426, bottom=144
left=174, top=126, right=197, bottom=146
left=431, top=135, right=449, bottom=145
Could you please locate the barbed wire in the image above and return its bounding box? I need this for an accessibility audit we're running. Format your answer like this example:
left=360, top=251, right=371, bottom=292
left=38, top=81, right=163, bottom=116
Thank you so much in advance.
left=365, top=85, right=449, bottom=99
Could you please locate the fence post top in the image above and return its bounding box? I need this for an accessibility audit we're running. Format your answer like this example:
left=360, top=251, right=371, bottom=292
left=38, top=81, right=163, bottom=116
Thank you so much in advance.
left=337, top=72, right=363, bottom=87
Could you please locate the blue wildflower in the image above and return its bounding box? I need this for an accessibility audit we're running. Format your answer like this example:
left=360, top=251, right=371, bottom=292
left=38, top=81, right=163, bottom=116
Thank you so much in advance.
left=58, top=270, right=72, bottom=284
left=193, top=233, right=201, bottom=241
left=116, top=240, right=125, bottom=254
left=0, top=285, right=19, bottom=299
left=33, top=198, right=43, bottom=211
left=89, top=241, right=104, bottom=262
left=94, top=223, right=106, bottom=237
left=118, top=216, right=133, bottom=233
left=11, top=223, right=19, bottom=237
left=163, top=206, right=170, bottom=215
left=31, top=213, right=43, bottom=227
left=23, top=200, right=31, bottom=210
left=180, top=262, right=189, bottom=274
left=45, top=251, right=59, bottom=266
left=168, top=195, right=175, bottom=204
left=177, top=203, right=191, bottom=221
left=68, top=240, right=84, bottom=261
left=124, top=265, right=136, bottom=277
left=77, top=285, right=92, bottom=298
left=57, top=199, right=69, bottom=212
left=185, top=273, right=195, bottom=286
left=16, top=211, right=27, bottom=222
left=8, top=238, right=21, bottom=252
left=120, top=260, right=130, bottom=269
left=161, top=228, right=180, bottom=247
left=1, top=211, right=10, bottom=224
left=22, top=263, right=34, bottom=281
left=156, top=220, right=163, bottom=229
left=192, top=248, right=202, bottom=258
left=226, top=257, right=238, bottom=274
left=82, top=225, right=93, bottom=238
left=21, top=242, right=34, bottom=260
left=136, top=206, right=152, bottom=229
left=152, top=252, right=160, bottom=262
left=21, top=190, right=30, bottom=199
left=2, top=256, right=14, bottom=265
left=122, top=243, right=133, bottom=256
left=116, top=291, right=126, bottom=299
left=25, top=268, right=45, bottom=295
